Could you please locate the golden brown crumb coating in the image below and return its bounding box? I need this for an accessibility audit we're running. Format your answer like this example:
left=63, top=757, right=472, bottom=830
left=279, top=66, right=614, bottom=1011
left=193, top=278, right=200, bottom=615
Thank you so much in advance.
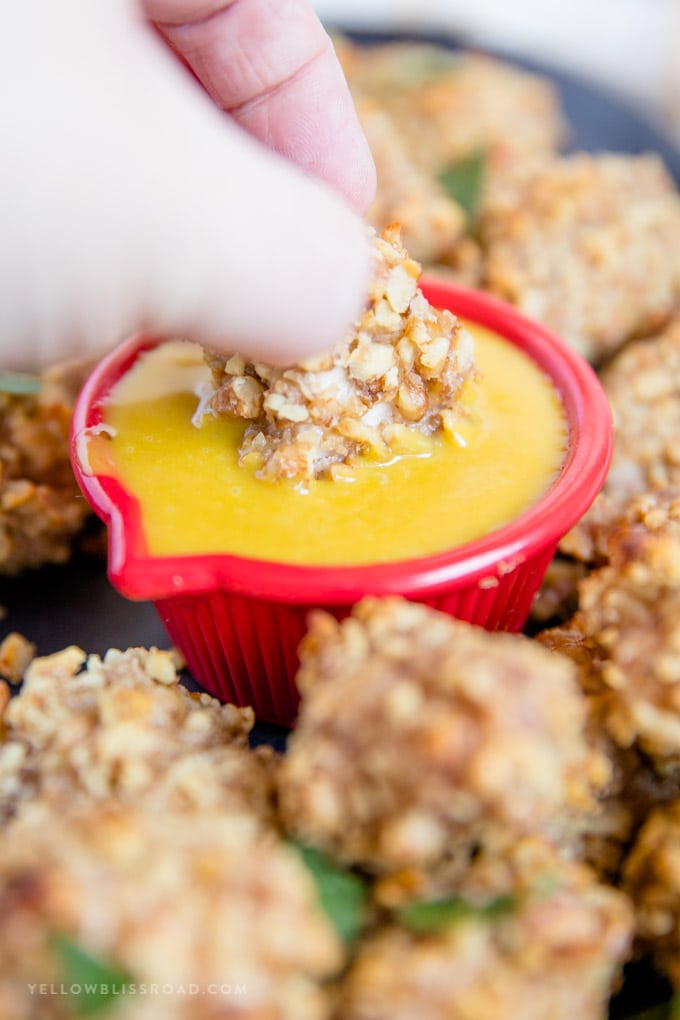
left=622, top=799, right=680, bottom=986
left=278, top=598, right=603, bottom=877
left=0, top=799, right=342, bottom=1020
left=480, top=155, right=680, bottom=362
left=338, top=838, right=632, bottom=1020
left=0, top=646, right=276, bottom=826
left=201, top=227, right=477, bottom=482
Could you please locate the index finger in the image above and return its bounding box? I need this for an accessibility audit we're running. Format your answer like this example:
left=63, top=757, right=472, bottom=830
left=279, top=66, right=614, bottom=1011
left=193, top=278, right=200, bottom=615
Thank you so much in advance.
left=143, top=0, right=376, bottom=213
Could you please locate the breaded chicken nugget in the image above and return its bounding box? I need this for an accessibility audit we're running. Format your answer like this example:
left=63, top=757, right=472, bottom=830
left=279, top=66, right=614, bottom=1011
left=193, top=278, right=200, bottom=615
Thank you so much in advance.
left=0, top=800, right=342, bottom=1020
left=278, top=597, right=602, bottom=876
left=480, top=156, right=680, bottom=362
left=0, top=646, right=276, bottom=825
left=542, top=505, right=680, bottom=765
left=540, top=507, right=680, bottom=878
left=201, top=227, right=477, bottom=482
left=338, top=838, right=632, bottom=1020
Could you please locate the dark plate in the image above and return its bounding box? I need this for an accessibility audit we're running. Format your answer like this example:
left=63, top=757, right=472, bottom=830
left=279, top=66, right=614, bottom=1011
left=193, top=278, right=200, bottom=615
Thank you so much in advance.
left=1, top=28, right=679, bottom=1019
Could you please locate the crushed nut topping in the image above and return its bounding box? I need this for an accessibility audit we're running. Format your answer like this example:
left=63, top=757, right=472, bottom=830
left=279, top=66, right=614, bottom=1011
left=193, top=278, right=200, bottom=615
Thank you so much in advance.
left=199, top=226, right=478, bottom=482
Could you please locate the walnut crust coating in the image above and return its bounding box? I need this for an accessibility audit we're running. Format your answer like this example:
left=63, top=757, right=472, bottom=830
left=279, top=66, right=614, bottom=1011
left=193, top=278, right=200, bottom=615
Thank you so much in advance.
left=278, top=598, right=603, bottom=876
left=0, top=646, right=274, bottom=826
left=563, top=486, right=680, bottom=571
left=201, top=226, right=477, bottom=482
left=540, top=499, right=680, bottom=769
left=339, top=841, right=632, bottom=1020
left=0, top=362, right=93, bottom=575
left=623, top=799, right=680, bottom=985
left=0, top=801, right=342, bottom=1020
left=480, top=155, right=680, bottom=363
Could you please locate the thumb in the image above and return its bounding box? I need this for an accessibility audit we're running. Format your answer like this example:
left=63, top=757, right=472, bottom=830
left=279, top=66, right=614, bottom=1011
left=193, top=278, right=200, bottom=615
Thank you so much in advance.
left=0, top=1, right=371, bottom=370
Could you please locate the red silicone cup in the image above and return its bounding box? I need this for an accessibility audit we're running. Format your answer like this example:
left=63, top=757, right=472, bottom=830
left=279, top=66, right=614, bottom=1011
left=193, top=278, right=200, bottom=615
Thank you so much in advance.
left=70, top=280, right=613, bottom=725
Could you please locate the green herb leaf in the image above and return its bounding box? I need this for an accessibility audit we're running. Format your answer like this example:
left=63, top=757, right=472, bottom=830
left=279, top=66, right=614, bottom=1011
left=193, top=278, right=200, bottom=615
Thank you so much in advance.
left=397, top=894, right=516, bottom=934
left=438, top=149, right=487, bottom=222
left=50, top=933, right=131, bottom=1017
left=293, top=843, right=367, bottom=946
left=397, top=46, right=460, bottom=86
left=0, top=371, right=42, bottom=395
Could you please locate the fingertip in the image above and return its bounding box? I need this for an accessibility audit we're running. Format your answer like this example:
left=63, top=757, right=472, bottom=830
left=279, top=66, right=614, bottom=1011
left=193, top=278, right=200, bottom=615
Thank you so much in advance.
left=341, top=131, right=378, bottom=216
left=141, top=122, right=374, bottom=368
left=274, top=208, right=374, bottom=366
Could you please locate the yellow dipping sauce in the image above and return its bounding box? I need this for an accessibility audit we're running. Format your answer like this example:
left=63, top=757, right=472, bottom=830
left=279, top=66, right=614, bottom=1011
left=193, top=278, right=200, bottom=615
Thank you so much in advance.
left=96, top=327, right=567, bottom=565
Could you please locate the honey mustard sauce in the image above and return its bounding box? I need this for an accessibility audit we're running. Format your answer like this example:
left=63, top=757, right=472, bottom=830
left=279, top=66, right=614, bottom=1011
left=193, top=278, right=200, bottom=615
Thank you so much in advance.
left=94, top=327, right=567, bottom=565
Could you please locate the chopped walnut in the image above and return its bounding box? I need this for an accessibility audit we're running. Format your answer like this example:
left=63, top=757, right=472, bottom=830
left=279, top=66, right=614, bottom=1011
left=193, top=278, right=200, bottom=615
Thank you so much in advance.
left=200, top=226, right=478, bottom=482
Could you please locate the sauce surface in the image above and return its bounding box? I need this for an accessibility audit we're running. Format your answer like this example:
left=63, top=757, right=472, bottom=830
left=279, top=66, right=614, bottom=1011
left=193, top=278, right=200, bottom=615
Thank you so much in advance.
left=96, top=328, right=567, bottom=565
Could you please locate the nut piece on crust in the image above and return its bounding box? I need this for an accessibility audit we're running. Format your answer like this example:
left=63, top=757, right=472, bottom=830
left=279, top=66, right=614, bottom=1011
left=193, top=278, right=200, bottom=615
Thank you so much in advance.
left=278, top=597, right=602, bottom=877
left=338, top=839, right=632, bottom=1020
left=622, top=798, right=680, bottom=986
left=0, top=799, right=343, bottom=1020
left=0, top=645, right=273, bottom=825
left=201, top=226, right=477, bottom=482
left=480, top=155, right=680, bottom=362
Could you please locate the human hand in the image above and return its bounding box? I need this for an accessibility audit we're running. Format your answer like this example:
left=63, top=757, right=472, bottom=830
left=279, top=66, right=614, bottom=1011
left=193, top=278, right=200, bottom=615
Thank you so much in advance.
left=0, top=0, right=376, bottom=370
